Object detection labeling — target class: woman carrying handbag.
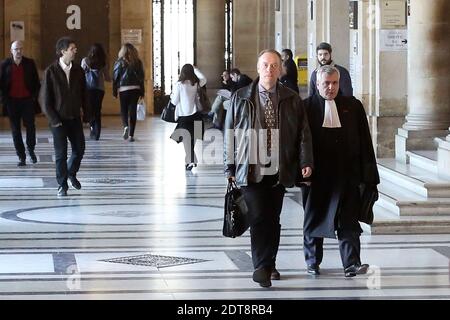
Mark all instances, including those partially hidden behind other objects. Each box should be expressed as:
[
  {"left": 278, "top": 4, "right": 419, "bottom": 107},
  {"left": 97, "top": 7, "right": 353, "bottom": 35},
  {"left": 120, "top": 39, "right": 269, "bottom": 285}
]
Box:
[{"left": 170, "top": 64, "right": 207, "bottom": 170}]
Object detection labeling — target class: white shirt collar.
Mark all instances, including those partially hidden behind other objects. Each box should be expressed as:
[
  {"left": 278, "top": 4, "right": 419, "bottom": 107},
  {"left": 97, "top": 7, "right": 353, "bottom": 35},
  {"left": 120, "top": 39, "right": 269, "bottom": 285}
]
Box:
[
  {"left": 322, "top": 99, "right": 342, "bottom": 128},
  {"left": 59, "top": 57, "right": 72, "bottom": 70},
  {"left": 59, "top": 58, "right": 72, "bottom": 84}
]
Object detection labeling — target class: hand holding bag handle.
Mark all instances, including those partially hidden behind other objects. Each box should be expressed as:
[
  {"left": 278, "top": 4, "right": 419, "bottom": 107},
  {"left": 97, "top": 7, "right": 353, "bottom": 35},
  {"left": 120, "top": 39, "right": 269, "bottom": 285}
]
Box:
[
  {"left": 161, "top": 100, "right": 177, "bottom": 123},
  {"left": 223, "top": 180, "right": 249, "bottom": 238}
]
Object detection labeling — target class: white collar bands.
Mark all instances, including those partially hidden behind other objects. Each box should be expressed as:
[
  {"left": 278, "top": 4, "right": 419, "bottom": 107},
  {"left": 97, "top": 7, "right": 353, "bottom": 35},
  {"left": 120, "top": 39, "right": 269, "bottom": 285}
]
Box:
[{"left": 322, "top": 99, "right": 342, "bottom": 128}]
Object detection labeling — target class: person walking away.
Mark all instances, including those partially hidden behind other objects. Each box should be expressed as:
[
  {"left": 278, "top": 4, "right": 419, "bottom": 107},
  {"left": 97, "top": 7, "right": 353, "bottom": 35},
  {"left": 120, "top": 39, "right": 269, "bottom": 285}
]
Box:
[
  {"left": 113, "top": 43, "right": 145, "bottom": 142},
  {"left": 81, "top": 43, "right": 110, "bottom": 141}
]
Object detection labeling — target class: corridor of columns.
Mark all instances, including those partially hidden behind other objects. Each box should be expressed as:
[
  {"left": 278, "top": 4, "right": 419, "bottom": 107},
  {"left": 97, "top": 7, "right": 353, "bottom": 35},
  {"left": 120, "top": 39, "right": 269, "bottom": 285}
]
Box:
[{"left": 0, "top": 116, "right": 450, "bottom": 300}]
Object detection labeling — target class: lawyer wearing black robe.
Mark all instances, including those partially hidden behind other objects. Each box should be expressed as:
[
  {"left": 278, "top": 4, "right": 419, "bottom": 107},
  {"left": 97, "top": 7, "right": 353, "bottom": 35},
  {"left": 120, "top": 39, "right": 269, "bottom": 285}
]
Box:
[{"left": 301, "top": 93, "right": 379, "bottom": 270}]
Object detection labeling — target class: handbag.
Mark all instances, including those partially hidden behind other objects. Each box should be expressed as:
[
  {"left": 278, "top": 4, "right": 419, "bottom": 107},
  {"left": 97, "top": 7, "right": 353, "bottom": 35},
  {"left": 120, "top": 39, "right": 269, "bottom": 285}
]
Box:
[
  {"left": 161, "top": 100, "right": 177, "bottom": 123},
  {"left": 223, "top": 180, "right": 249, "bottom": 238},
  {"left": 197, "top": 85, "right": 211, "bottom": 113},
  {"left": 137, "top": 99, "right": 146, "bottom": 121}
]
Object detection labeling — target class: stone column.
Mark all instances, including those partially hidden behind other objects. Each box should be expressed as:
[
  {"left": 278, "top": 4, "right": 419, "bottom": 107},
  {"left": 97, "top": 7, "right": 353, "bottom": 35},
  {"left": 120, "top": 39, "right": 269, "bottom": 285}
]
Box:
[
  {"left": 396, "top": 0, "right": 450, "bottom": 161},
  {"left": 4, "top": 0, "right": 41, "bottom": 67},
  {"left": 0, "top": 0, "right": 4, "bottom": 57},
  {"left": 374, "top": 0, "right": 408, "bottom": 158},
  {"left": 308, "top": 0, "right": 350, "bottom": 81},
  {"left": 274, "top": 0, "right": 307, "bottom": 59},
  {"left": 120, "top": 0, "right": 153, "bottom": 114},
  {"left": 196, "top": 0, "right": 225, "bottom": 89},
  {"left": 233, "top": 0, "right": 275, "bottom": 78}
]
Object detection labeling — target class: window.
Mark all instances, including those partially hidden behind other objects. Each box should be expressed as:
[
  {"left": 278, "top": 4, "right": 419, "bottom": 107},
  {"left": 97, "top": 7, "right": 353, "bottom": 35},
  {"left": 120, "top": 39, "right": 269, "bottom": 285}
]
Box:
[
  {"left": 153, "top": 0, "right": 195, "bottom": 94},
  {"left": 225, "top": 0, "right": 233, "bottom": 71}
]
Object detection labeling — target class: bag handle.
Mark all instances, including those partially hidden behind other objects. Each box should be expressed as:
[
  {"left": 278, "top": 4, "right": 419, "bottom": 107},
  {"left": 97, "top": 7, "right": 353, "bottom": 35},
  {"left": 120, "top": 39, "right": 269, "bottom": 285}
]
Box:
[{"left": 227, "top": 180, "right": 238, "bottom": 193}]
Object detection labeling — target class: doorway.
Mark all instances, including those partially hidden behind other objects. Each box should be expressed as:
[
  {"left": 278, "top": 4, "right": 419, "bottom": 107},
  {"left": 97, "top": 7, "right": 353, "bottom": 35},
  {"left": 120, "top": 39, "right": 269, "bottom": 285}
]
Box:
[{"left": 152, "top": 0, "right": 195, "bottom": 95}]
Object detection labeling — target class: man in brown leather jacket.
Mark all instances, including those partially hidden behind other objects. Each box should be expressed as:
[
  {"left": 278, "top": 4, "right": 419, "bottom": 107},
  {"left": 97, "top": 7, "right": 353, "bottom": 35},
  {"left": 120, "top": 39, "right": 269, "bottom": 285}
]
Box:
[{"left": 224, "top": 49, "right": 314, "bottom": 288}]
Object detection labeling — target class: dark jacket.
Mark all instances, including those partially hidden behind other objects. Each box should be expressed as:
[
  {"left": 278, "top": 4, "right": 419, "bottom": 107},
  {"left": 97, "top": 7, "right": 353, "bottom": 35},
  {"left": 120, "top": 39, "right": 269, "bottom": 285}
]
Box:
[
  {"left": 302, "top": 94, "right": 379, "bottom": 238},
  {"left": 0, "top": 56, "right": 41, "bottom": 114},
  {"left": 230, "top": 74, "right": 253, "bottom": 93},
  {"left": 284, "top": 58, "right": 298, "bottom": 88},
  {"left": 309, "top": 63, "right": 353, "bottom": 97},
  {"left": 224, "top": 78, "right": 314, "bottom": 187},
  {"left": 112, "top": 58, "right": 145, "bottom": 98},
  {"left": 280, "top": 75, "right": 299, "bottom": 94},
  {"left": 41, "top": 60, "right": 88, "bottom": 126}
]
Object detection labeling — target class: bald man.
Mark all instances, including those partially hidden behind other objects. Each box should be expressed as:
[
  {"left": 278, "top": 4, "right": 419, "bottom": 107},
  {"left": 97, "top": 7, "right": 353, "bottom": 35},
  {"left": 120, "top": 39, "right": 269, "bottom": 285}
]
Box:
[{"left": 0, "top": 41, "right": 41, "bottom": 166}]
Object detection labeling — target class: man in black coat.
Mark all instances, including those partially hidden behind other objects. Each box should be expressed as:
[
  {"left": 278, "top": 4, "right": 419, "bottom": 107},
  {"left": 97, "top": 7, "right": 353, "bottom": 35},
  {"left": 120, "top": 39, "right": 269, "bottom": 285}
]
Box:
[
  {"left": 301, "top": 65, "right": 379, "bottom": 278},
  {"left": 280, "top": 49, "right": 299, "bottom": 93},
  {"left": 225, "top": 49, "right": 313, "bottom": 287},
  {"left": 41, "top": 37, "right": 88, "bottom": 197},
  {"left": 229, "top": 68, "right": 253, "bottom": 93},
  {"left": 0, "top": 41, "right": 41, "bottom": 166}
]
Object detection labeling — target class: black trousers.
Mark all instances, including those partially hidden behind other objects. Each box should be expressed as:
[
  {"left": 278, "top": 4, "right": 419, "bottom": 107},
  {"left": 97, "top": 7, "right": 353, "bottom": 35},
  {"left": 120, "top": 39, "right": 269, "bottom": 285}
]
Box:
[
  {"left": 119, "top": 89, "right": 140, "bottom": 137},
  {"left": 6, "top": 98, "right": 36, "bottom": 160},
  {"left": 88, "top": 89, "right": 105, "bottom": 140},
  {"left": 303, "top": 230, "right": 361, "bottom": 269},
  {"left": 242, "top": 175, "right": 285, "bottom": 269},
  {"left": 50, "top": 118, "right": 85, "bottom": 189}
]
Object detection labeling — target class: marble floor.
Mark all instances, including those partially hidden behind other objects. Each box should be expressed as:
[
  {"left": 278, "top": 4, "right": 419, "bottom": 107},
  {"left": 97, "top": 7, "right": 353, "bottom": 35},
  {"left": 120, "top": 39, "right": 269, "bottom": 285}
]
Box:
[{"left": 0, "top": 116, "right": 449, "bottom": 300}]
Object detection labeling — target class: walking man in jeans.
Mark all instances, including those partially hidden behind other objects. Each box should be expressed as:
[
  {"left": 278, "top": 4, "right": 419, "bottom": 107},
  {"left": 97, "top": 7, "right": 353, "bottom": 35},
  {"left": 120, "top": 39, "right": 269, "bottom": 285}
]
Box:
[{"left": 41, "top": 37, "right": 88, "bottom": 197}]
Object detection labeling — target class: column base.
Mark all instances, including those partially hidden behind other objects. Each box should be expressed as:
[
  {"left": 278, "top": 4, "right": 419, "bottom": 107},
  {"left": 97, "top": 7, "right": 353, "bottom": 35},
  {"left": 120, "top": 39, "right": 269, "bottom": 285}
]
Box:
[
  {"left": 436, "top": 130, "right": 450, "bottom": 179},
  {"left": 395, "top": 127, "right": 449, "bottom": 163}
]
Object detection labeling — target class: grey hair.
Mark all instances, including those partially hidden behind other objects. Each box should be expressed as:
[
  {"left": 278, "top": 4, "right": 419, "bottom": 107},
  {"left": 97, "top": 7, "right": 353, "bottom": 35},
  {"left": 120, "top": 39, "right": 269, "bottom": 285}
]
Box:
[{"left": 316, "top": 65, "right": 340, "bottom": 83}]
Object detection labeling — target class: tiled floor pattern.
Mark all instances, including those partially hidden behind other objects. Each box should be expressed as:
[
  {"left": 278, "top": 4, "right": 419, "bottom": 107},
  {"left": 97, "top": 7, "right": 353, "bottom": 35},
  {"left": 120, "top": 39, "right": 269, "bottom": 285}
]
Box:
[{"left": 0, "top": 116, "right": 449, "bottom": 300}]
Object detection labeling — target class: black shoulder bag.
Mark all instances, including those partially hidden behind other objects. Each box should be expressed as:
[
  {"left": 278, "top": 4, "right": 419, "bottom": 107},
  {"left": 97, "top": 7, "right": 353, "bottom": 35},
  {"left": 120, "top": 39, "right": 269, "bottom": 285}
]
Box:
[{"left": 161, "top": 100, "right": 177, "bottom": 123}]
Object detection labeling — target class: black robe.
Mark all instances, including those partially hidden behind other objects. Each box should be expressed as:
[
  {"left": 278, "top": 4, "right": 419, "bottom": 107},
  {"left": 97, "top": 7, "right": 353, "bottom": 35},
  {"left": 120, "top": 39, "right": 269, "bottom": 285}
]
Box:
[{"left": 302, "top": 94, "right": 379, "bottom": 238}]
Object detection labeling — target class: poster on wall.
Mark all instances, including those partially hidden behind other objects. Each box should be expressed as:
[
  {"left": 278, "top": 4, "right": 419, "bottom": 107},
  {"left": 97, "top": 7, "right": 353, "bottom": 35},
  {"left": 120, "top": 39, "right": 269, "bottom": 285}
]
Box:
[
  {"left": 381, "top": 0, "right": 406, "bottom": 27},
  {"left": 40, "top": 0, "right": 109, "bottom": 69},
  {"left": 10, "top": 21, "right": 25, "bottom": 42}
]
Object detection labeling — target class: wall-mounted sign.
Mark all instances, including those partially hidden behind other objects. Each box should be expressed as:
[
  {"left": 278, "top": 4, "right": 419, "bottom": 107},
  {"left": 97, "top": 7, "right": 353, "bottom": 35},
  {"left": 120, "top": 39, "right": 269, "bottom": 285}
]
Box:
[
  {"left": 381, "top": 0, "right": 406, "bottom": 27},
  {"left": 380, "top": 29, "right": 408, "bottom": 51},
  {"left": 10, "top": 21, "right": 25, "bottom": 42},
  {"left": 121, "top": 29, "right": 143, "bottom": 45}
]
